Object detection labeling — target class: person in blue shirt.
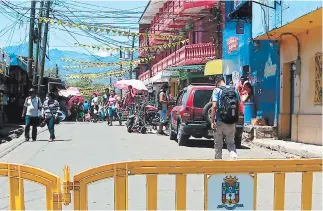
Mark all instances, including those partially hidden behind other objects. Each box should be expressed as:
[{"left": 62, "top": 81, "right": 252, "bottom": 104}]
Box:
[
  {"left": 83, "top": 100, "right": 89, "bottom": 114},
  {"left": 211, "top": 76, "right": 240, "bottom": 160}
]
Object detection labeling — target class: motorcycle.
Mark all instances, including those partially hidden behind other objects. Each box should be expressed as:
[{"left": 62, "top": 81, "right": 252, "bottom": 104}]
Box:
[
  {"left": 145, "top": 105, "right": 160, "bottom": 130},
  {"left": 126, "top": 103, "right": 161, "bottom": 133}
]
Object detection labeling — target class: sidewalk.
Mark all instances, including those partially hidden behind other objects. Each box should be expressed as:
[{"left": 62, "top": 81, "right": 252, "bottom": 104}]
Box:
[
  {"left": 0, "top": 125, "right": 48, "bottom": 158},
  {"left": 249, "top": 138, "right": 323, "bottom": 158}
]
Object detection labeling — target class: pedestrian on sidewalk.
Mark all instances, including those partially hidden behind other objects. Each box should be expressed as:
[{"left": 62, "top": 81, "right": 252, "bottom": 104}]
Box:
[
  {"left": 22, "top": 88, "right": 42, "bottom": 141},
  {"left": 43, "top": 92, "right": 60, "bottom": 142},
  {"left": 211, "top": 76, "right": 240, "bottom": 160},
  {"left": 158, "top": 83, "right": 169, "bottom": 135}
]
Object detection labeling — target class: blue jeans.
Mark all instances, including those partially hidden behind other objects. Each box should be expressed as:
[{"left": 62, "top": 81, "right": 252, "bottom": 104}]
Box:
[
  {"left": 47, "top": 116, "right": 55, "bottom": 139},
  {"left": 160, "top": 107, "right": 167, "bottom": 123},
  {"left": 128, "top": 104, "right": 134, "bottom": 115},
  {"left": 25, "top": 116, "right": 39, "bottom": 140},
  {"left": 108, "top": 107, "right": 117, "bottom": 118}
]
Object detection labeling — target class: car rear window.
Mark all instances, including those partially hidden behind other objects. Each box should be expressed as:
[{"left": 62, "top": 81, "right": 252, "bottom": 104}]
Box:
[
  {"left": 181, "top": 91, "right": 189, "bottom": 106},
  {"left": 193, "top": 90, "right": 213, "bottom": 108}
]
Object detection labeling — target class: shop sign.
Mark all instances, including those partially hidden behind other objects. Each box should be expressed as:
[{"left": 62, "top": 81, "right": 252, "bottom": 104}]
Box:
[
  {"left": 207, "top": 174, "right": 254, "bottom": 210},
  {"left": 227, "top": 37, "right": 238, "bottom": 54},
  {"left": 264, "top": 55, "right": 276, "bottom": 78},
  {"left": 187, "top": 69, "right": 203, "bottom": 73}
]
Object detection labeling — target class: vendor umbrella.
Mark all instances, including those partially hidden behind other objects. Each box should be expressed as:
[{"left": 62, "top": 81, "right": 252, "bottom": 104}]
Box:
[
  {"left": 114, "top": 79, "right": 148, "bottom": 91},
  {"left": 68, "top": 96, "right": 84, "bottom": 107},
  {"left": 59, "top": 87, "right": 80, "bottom": 98}
]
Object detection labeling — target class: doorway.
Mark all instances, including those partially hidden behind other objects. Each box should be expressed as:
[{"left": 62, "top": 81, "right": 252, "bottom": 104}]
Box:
[{"left": 279, "top": 62, "right": 294, "bottom": 138}]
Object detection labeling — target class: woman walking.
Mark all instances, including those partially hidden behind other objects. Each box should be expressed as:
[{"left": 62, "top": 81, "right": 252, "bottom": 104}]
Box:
[
  {"left": 43, "top": 92, "right": 60, "bottom": 142},
  {"left": 106, "top": 90, "right": 118, "bottom": 126}
]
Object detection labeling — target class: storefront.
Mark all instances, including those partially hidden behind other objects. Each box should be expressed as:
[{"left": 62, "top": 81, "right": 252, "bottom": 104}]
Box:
[
  {"left": 222, "top": 0, "right": 280, "bottom": 126},
  {"left": 167, "top": 65, "right": 216, "bottom": 90}
]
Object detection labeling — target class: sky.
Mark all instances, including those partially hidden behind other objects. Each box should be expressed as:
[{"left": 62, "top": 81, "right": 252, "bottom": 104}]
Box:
[{"left": 0, "top": 0, "right": 149, "bottom": 57}]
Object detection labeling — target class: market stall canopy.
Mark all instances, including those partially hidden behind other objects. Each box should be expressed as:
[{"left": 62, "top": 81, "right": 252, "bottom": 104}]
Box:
[
  {"left": 59, "top": 87, "right": 80, "bottom": 98},
  {"left": 204, "top": 59, "right": 223, "bottom": 76},
  {"left": 150, "top": 71, "right": 179, "bottom": 84},
  {"left": 166, "top": 65, "right": 205, "bottom": 72},
  {"left": 143, "top": 79, "right": 150, "bottom": 86},
  {"left": 114, "top": 79, "right": 148, "bottom": 91}
]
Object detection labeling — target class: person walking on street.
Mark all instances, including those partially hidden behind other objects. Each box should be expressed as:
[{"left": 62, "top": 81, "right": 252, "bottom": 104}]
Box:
[
  {"left": 43, "top": 92, "right": 60, "bottom": 142},
  {"left": 124, "top": 85, "right": 135, "bottom": 115},
  {"left": 158, "top": 84, "right": 169, "bottom": 135},
  {"left": 22, "top": 88, "right": 42, "bottom": 141},
  {"left": 211, "top": 76, "right": 240, "bottom": 160}
]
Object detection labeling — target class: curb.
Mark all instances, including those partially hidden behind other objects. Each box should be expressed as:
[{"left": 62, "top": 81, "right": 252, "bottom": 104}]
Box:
[
  {"left": 250, "top": 139, "right": 323, "bottom": 158},
  {"left": 0, "top": 128, "right": 48, "bottom": 159}
]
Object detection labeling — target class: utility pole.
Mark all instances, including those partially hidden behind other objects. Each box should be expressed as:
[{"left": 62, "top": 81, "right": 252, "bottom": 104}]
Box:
[
  {"left": 27, "top": 0, "right": 36, "bottom": 79},
  {"left": 38, "top": 0, "right": 50, "bottom": 94},
  {"left": 129, "top": 35, "right": 135, "bottom": 79},
  {"left": 55, "top": 64, "right": 58, "bottom": 78},
  {"left": 33, "top": 0, "right": 44, "bottom": 86}
]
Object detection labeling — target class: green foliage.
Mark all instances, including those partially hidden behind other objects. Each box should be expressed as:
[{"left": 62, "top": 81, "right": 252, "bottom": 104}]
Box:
[{"left": 67, "top": 79, "right": 93, "bottom": 88}]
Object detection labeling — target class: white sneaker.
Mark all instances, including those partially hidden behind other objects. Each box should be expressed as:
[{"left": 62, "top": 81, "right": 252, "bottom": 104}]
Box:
[{"left": 229, "top": 151, "right": 238, "bottom": 160}]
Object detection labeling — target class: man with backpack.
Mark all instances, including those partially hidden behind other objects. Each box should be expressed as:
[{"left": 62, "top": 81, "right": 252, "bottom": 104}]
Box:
[
  {"left": 211, "top": 76, "right": 240, "bottom": 160},
  {"left": 21, "top": 88, "right": 42, "bottom": 141}
]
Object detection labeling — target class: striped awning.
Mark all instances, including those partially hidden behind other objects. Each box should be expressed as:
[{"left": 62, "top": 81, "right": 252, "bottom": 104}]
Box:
[{"left": 165, "top": 65, "right": 205, "bottom": 72}]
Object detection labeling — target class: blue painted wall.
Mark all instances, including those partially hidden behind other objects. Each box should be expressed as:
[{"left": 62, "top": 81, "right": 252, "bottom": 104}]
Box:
[
  {"left": 252, "top": 1, "right": 322, "bottom": 38},
  {"left": 222, "top": 0, "right": 280, "bottom": 126},
  {"left": 222, "top": 20, "right": 251, "bottom": 77},
  {"left": 250, "top": 40, "right": 280, "bottom": 126}
]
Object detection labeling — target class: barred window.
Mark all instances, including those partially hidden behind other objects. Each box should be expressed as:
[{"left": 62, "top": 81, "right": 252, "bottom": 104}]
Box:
[{"left": 314, "top": 52, "right": 322, "bottom": 105}]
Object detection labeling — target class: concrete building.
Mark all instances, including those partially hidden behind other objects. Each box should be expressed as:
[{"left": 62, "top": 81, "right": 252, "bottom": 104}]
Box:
[
  {"left": 222, "top": 1, "right": 280, "bottom": 127},
  {"left": 138, "top": 0, "right": 222, "bottom": 98},
  {"left": 253, "top": 1, "right": 322, "bottom": 145}
]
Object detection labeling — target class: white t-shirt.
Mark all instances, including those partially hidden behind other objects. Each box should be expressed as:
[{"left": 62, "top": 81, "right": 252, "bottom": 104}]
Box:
[
  {"left": 24, "top": 97, "right": 42, "bottom": 117},
  {"left": 91, "top": 97, "right": 98, "bottom": 106}
]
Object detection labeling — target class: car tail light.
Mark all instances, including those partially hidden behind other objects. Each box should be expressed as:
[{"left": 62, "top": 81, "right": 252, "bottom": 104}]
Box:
[{"left": 179, "top": 107, "right": 191, "bottom": 122}]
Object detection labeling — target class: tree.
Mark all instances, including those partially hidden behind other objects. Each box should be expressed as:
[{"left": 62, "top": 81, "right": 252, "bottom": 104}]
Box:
[{"left": 66, "top": 79, "right": 93, "bottom": 88}]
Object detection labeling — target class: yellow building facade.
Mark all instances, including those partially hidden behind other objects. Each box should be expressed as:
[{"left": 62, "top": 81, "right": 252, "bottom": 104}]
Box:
[{"left": 279, "top": 23, "right": 322, "bottom": 145}]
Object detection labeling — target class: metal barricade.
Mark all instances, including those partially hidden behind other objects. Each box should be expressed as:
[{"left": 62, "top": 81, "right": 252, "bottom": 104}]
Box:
[
  {"left": 0, "top": 163, "right": 61, "bottom": 210},
  {"left": 63, "top": 159, "right": 322, "bottom": 210},
  {"left": 1, "top": 159, "right": 322, "bottom": 210}
]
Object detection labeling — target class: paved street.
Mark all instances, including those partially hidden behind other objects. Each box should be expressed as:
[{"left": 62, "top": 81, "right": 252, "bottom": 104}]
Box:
[{"left": 0, "top": 122, "right": 322, "bottom": 210}]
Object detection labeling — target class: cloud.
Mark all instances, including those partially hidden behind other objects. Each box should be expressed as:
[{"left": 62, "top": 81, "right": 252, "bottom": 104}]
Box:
[{"left": 95, "top": 50, "right": 113, "bottom": 57}]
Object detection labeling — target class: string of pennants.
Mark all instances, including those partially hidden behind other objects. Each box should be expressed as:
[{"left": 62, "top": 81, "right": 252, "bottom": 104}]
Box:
[
  {"left": 62, "top": 57, "right": 153, "bottom": 69},
  {"left": 78, "top": 86, "right": 111, "bottom": 91},
  {"left": 73, "top": 39, "right": 189, "bottom": 52},
  {"left": 79, "top": 86, "right": 113, "bottom": 96},
  {"left": 38, "top": 17, "right": 183, "bottom": 41},
  {"left": 66, "top": 70, "right": 127, "bottom": 79}
]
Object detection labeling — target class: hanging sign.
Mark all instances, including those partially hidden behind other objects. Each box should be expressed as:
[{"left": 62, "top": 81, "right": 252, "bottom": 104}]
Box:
[{"left": 227, "top": 37, "right": 239, "bottom": 54}]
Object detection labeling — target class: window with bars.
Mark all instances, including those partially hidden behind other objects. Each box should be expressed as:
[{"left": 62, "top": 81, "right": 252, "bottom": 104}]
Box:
[{"left": 314, "top": 52, "right": 322, "bottom": 105}]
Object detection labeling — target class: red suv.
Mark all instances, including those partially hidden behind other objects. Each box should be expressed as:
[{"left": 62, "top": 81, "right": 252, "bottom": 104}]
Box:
[{"left": 169, "top": 83, "right": 243, "bottom": 147}]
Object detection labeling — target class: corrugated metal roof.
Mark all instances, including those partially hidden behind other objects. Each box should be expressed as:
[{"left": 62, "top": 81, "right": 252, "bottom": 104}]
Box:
[{"left": 165, "top": 65, "right": 205, "bottom": 71}]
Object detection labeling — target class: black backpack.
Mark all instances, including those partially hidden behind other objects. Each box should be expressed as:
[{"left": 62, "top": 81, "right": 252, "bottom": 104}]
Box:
[{"left": 218, "top": 86, "right": 239, "bottom": 124}]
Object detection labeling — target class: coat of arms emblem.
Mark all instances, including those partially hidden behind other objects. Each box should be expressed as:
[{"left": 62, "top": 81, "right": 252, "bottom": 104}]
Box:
[{"left": 217, "top": 176, "right": 244, "bottom": 210}]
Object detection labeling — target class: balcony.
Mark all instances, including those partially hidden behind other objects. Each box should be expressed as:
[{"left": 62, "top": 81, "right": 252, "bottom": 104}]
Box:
[{"left": 138, "top": 42, "right": 216, "bottom": 80}]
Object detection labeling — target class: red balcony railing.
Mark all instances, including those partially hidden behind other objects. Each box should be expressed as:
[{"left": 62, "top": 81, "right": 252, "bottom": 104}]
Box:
[{"left": 138, "top": 42, "right": 216, "bottom": 80}]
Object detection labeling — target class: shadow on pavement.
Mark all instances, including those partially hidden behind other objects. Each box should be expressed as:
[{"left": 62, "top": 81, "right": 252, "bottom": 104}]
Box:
[
  {"left": 36, "top": 139, "right": 72, "bottom": 142},
  {"left": 182, "top": 139, "right": 250, "bottom": 150}
]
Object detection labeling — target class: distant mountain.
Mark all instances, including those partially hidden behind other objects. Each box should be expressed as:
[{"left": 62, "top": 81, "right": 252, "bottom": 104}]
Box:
[{"left": 3, "top": 43, "right": 139, "bottom": 81}]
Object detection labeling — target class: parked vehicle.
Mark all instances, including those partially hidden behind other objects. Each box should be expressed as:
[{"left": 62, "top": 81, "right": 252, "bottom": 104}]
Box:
[{"left": 169, "top": 83, "right": 243, "bottom": 147}]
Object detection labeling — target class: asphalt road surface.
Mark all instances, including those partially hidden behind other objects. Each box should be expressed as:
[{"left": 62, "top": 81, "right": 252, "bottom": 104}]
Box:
[{"left": 0, "top": 122, "right": 321, "bottom": 210}]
